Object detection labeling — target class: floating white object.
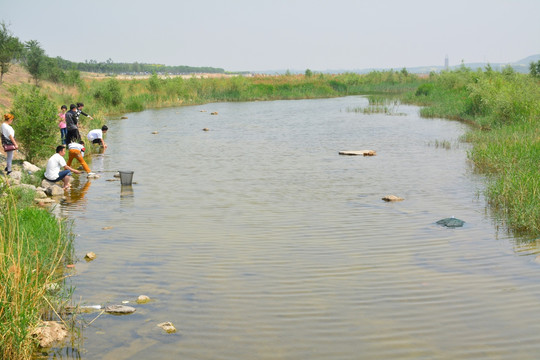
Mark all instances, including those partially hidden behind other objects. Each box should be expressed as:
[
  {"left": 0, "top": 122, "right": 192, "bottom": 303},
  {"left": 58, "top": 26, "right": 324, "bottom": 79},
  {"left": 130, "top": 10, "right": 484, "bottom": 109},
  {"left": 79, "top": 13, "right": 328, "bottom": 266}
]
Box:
[{"left": 338, "top": 150, "right": 376, "bottom": 156}]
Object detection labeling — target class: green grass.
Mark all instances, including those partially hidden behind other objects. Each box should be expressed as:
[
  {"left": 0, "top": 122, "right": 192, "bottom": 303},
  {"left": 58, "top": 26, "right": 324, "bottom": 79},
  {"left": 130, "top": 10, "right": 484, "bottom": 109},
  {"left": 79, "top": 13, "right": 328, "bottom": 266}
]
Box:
[
  {"left": 405, "top": 67, "right": 540, "bottom": 236},
  {"left": 0, "top": 183, "right": 74, "bottom": 360}
]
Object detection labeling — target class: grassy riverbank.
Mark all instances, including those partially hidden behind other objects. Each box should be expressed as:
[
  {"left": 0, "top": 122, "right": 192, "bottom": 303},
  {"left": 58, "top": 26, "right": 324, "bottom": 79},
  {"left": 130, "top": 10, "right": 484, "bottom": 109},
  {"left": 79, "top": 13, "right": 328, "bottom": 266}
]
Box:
[
  {"left": 0, "top": 182, "right": 74, "bottom": 360},
  {"left": 404, "top": 67, "right": 540, "bottom": 236}
]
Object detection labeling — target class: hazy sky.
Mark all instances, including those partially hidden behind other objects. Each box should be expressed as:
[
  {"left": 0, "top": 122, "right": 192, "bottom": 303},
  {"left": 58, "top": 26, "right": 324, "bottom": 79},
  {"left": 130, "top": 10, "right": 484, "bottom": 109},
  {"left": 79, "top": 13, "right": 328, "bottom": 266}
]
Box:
[{"left": 1, "top": 0, "right": 539, "bottom": 72}]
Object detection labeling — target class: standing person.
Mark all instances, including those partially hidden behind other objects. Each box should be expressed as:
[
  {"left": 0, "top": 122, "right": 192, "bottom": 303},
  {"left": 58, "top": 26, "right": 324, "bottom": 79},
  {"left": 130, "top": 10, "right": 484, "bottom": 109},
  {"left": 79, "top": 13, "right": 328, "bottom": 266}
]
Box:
[
  {"left": 1, "top": 113, "right": 19, "bottom": 175},
  {"left": 44, "top": 145, "right": 81, "bottom": 190},
  {"left": 58, "top": 105, "right": 68, "bottom": 144},
  {"left": 76, "top": 102, "right": 93, "bottom": 123},
  {"left": 87, "top": 125, "right": 108, "bottom": 149},
  {"left": 67, "top": 141, "right": 94, "bottom": 175},
  {"left": 65, "top": 104, "right": 80, "bottom": 144}
]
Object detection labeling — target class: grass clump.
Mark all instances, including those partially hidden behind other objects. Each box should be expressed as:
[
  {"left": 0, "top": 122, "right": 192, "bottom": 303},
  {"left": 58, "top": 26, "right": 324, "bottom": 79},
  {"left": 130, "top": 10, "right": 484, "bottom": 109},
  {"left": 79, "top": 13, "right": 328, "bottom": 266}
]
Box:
[{"left": 0, "top": 182, "right": 74, "bottom": 359}]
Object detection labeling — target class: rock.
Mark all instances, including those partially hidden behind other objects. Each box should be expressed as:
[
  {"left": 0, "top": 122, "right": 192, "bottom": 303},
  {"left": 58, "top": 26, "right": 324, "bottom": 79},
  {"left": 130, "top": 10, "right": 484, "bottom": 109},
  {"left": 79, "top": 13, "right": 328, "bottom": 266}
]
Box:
[
  {"left": 87, "top": 173, "right": 100, "bottom": 179},
  {"left": 85, "top": 252, "right": 97, "bottom": 261},
  {"left": 107, "top": 178, "right": 119, "bottom": 182},
  {"left": 23, "top": 161, "right": 41, "bottom": 173},
  {"left": 436, "top": 217, "right": 465, "bottom": 228},
  {"left": 35, "top": 190, "right": 47, "bottom": 199},
  {"left": 41, "top": 179, "right": 56, "bottom": 189},
  {"left": 105, "top": 305, "right": 136, "bottom": 315},
  {"left": 46, "top": 185, "right": 64, "bottom": 196},
  {"left": 202, "top": 128, "right": 209, "bottom": 131},
  {"left": 31, "top": 321, "right": 68, "bottom": 348},
  {"left": 200, "top": 110, "right": 207, "bottom": 112},
  {"left": 137, "top": 295, "right": 151, "bottom": 304},
  {"left": 8, "top": 170, "right": 22, "bottom": 182},
  {"left": 210, "top": 112, "right": 218, "bottom": 115},
  {"left": 157, "top": 322, "right": 176, "bottom": 333},
  {"left": 36, "top": 198, "right": 54, "bottom": 204},
  {"left": 382, "top": 195, "right": 404, "bottom": 202},
  {"left": 121, "top": 116, "right": 128, "bottom": 119},
  {"left": 46, "top": 283, "right": 60, "bottom": 292},
  {"left": 113, "top": 172, "right": 120, "bottom": 178},
  {"left": 13, "top": 183, "right": 36, "bottom": 191},
  {"left": 152, "top": 131, "right": 159, "bottom": 134},
  {"left": 338, "top": 150, "right": 376, "bottom": 156},
  {"left": 102, "top": 226, "right": 113, "bottom": 230}
]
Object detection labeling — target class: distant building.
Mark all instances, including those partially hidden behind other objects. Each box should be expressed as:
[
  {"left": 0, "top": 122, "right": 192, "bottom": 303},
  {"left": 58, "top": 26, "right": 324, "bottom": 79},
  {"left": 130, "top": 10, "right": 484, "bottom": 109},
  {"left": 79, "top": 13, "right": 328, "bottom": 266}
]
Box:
[{"left": 445, "top": 55, "right": 449, "bottom": 70}]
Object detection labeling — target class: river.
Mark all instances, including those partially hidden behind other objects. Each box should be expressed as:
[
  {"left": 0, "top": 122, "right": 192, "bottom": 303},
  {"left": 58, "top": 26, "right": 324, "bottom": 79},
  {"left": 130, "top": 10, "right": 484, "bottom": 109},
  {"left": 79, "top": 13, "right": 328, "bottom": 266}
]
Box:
[{"left": 47, "top": 96, "right": 540, "bottom": 359}]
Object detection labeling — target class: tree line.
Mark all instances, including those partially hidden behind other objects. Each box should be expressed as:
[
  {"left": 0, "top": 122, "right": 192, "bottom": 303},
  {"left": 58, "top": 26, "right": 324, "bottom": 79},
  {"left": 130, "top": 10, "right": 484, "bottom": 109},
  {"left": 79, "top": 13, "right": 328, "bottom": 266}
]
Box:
[{"left": 0, "top": 22, "right": 225, "bottom": 86}]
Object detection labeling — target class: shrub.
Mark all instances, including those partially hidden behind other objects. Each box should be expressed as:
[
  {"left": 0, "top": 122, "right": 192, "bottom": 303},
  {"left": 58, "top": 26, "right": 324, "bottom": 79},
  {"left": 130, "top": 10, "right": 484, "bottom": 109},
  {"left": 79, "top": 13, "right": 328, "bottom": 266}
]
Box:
[
  {"left": 10, "top": 87, "right": 58, "bottom": 162},
  {"left": 93, "top": 78, "right": 123, "bottom": 106}
]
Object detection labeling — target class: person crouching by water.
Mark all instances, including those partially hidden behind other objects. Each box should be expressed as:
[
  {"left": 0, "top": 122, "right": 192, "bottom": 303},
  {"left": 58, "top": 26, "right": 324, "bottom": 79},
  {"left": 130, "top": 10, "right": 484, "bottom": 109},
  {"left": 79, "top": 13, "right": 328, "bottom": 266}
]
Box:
[
  {"left": 44, "top": 145, "right": 81, "bottom": 190},
  {"left": 67, "top": 141, "right": 94, "bottom": 175},
  {"left": 2, "top": 113, "right": 19, "bottom": 175},
  {"left": 87, "top": 125, "right": 108, "bottom": 149}
]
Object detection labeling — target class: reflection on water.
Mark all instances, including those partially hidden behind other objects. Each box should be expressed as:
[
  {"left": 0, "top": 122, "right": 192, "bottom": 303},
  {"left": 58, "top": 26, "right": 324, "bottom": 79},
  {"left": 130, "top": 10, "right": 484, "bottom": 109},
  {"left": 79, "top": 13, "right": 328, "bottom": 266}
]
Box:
[{"left": 47, "top": 97, "right": 540, "bottom": 360}]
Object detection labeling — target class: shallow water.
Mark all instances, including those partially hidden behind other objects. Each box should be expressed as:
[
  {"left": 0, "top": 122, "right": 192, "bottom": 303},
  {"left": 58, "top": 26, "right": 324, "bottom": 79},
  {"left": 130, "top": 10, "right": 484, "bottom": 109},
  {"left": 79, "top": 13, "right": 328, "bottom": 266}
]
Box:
[{"left": 48, "top": 96, "right": 540, "bottom": 359}]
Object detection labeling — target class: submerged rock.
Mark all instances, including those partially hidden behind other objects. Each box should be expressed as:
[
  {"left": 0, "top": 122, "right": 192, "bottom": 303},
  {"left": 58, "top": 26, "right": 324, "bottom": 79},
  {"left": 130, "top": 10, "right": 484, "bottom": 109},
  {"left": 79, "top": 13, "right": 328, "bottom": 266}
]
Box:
[
  {"left": 137, "top": 295, "right": 151, "bottom": 304},
  {"left": 436, "top": 217, "right": 465, "bottom": 228},
  {"left": 210, "top": 112, "right": 218, "bottom": 115},
  {"left": 157, "top": 321, "right": 177, "bottom": 333},
  {"left": 85, "top": 252, "right": 97, "bottom": 261},
  {"left": 105, "top": 305, "right": 136, "bottom": 315}
]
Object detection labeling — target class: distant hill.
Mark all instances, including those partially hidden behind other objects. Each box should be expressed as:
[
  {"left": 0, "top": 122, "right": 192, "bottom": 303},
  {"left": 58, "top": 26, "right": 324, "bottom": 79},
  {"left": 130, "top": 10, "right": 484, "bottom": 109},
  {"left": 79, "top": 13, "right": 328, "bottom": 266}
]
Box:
[{"left": 258, "top": 54, "right": 540, "bottom": 75}]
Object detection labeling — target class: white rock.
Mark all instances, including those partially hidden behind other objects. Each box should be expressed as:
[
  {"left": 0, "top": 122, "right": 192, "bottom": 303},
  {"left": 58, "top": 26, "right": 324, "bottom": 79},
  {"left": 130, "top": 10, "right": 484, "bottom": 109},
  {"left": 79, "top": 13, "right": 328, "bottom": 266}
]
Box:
[
  {"left": 338, "top": 150, "right": 376, "bottom": 156},
  {"left": 382, "top": 195, "right": 404, "bottom": 202},
  {"left": 23, "top": 161, "right": 41, "bottom": 173}
]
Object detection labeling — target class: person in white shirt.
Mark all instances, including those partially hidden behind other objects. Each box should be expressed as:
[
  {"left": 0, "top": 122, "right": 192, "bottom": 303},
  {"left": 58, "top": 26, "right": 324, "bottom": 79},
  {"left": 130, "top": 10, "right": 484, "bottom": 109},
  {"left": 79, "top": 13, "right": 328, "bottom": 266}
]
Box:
[
  {"left": 87, "top": 125, "right": 108, "bottom": 149},
  {"left": 2, "top": 113, "right": 18, "bottom": 175},
  {"left": 44, "top": 145, "right": 81, "bottom": 190}
]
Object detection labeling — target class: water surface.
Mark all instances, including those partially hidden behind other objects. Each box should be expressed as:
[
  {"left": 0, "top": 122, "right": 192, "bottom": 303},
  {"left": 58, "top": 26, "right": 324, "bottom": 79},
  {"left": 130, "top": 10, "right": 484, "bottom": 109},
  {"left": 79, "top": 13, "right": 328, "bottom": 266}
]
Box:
[{"left": 51, "top": 96, "right": 540, "bottom": 359}]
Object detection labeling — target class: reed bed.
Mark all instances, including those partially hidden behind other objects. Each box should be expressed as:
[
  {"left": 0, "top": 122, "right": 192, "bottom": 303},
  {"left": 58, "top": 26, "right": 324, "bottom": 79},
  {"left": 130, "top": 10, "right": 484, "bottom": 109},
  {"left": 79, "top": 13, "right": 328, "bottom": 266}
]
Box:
[
  {"left": 405, "top": 68, "right": 540, "bottom": 236},
  {"left": 0, "top": 184, "right": 74, "bottom": 360}
]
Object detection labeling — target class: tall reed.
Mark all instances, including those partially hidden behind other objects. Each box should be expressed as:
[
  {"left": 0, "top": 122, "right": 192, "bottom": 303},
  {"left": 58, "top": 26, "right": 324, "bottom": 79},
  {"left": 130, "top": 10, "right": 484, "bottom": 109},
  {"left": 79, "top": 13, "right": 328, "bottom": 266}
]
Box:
[{"left": 0, "top": 184, "right": 74, "bottom": 359}]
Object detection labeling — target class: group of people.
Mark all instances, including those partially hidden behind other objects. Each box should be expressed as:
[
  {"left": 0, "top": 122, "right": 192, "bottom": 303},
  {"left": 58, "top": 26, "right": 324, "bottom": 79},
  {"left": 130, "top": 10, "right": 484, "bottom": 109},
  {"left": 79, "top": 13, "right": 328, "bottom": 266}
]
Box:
[{"left": 2, "top": 102, "right": 109, "bottom": 190}]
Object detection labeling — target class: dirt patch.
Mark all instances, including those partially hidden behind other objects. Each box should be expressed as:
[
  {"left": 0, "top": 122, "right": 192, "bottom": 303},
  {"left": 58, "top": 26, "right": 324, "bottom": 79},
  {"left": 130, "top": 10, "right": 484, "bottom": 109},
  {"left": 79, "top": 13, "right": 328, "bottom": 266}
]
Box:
[{"left": 0, "top": 64, "right": 33, "bottom": 111}]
